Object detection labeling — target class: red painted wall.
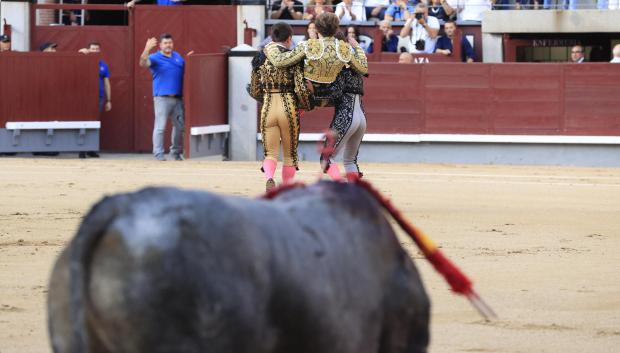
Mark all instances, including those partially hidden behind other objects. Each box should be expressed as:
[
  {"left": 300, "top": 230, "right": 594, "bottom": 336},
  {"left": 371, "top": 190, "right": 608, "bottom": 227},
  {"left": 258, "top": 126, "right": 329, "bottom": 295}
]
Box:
[
  {"left": 301, "top": 63, "right": 620, "bottom": 136},
  {"left": 0, "top": 53, "right": 99, "bottom": 126},
  {"left": 133, "top": 6, "right": 236, "bottom": 152},
  {"left": 33, "top": 25, "right": 135, "bottom": 151},
  {"left": 183, "top": 53, "right": 228, "bottom": 157},
  {"left": 30, "top": 5, "right": 237, "bottom": 152}
]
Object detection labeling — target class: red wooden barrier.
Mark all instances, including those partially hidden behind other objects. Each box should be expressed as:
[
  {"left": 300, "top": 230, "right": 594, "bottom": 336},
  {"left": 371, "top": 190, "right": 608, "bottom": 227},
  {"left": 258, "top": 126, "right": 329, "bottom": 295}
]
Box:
[
  {"left": 32, "top": 25, "right": 135, "bottom": 151},
  {"left": 32, "top": 4, "right": 237, "bottom": 152},
  {"left": 0, "top": 53, "right": 99, "bottom": 125},
  {"left": 183, "top": 53, "right": 228, "bottom": 157},
  {"left": 132, "top": 6, "right": 236, "bottom": 152},
  {"left": 301, "top": 62, "right": 620, "bottom": 136}
]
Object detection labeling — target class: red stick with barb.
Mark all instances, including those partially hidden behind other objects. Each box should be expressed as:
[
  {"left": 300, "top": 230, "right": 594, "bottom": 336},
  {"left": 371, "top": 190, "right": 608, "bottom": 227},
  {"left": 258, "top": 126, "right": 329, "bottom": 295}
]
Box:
[{"left": 352, "top": 177, "right": 497, "bottom": 320}]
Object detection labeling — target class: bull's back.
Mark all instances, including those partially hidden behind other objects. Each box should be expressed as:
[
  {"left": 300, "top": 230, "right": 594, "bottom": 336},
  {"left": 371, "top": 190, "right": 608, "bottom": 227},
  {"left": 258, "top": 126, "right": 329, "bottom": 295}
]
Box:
[
  {"left": 264, "top": 182, "right": 429, "bottom": 353},
  {"left": 48, "top": 184, "right": 429, "bottom": 353}
]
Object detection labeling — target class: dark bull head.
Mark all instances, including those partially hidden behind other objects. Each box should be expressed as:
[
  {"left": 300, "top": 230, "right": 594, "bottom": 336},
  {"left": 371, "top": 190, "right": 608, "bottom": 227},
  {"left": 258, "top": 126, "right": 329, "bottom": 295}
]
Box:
[{"left": 48, "top": 181, "right": 430, "bottom": 353}]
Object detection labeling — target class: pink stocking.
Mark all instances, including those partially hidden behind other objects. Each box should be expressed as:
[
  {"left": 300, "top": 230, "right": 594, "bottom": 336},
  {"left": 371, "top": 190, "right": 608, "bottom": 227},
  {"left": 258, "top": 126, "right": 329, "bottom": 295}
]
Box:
[
  {"left": 262, "top": 159, "right": 277, "bottom": 179},
  {"left": 282, "top": 166, "right": 296, "bottom": 184},
  {"left": 326, "top": 164, "right": 343, "bottom": 181}
]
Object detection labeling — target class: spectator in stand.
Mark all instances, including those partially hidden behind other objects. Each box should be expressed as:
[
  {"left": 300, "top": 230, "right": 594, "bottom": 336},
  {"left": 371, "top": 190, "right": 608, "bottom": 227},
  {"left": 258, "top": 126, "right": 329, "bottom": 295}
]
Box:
[
  {"left": 370, "top": 20, "right": 399, "bottom": 53},
  {"left": 303, "top": 0, "right": 333, "bottom": 21},
  {"left": 365, "top": 0, "right": 390, "bottom": 20},
  {"left": 570, "top": 45, "right": 585, "bottom": 63},
  {"left": 610, "top": 44, "right": 620, "bottom": 63},
  {"left": 306, "top": 21, "right": 318, "bottom": 39},
  {"left": 271, "top": 0, "right": 304, "bottom": 20},
  {"left": 543, "top": 0, "right": 566, "bottom": 9},
  {"left": 385, "top": 0, "right": 414, "bottom": 22},
  {"left": 458, "top": 0, "right": 492, "bottom": 22},
  {"left": 434, "top": 21, "right": 474, "bottom": 63},
  {"left": 139, "top": 33, "right": 186, "bottom": 161},
  {"left": 398, "top": 52, "right": 414, "bottom": 63},
  {"left": 77, "top": 41, "right": 112, "bottom": 158},
  {"left": 335, "top": 0, "right": 366, "bottom": 23},
  {"left": 400, "top": 2, "right": 439, "bottom": 54},
  {"left": 346, "top": 26, "right": 370, "bottom": 53},
  {"left": 514, "top": 0, "right": 540, "bottom": 9},
  {"left": 428, "top": 0, "right": 455, "bottom": 21},
  {"left": 0, "top": 34, "right": 11, "bottom": 52},
  {"left": 127, "top": 0, "right": 183, "bottom": 7},
  {"left": 39, "top": 42, "right": 57, "bottom": 52}
]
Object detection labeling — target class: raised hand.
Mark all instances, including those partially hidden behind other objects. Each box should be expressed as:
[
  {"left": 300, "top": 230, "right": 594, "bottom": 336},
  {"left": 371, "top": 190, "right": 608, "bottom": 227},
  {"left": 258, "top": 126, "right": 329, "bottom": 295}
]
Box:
[
  {"left": 347, "top": 36, "right": 359, "bottom": 48},
  {"left": 145, "top": 37, "right": 158, "bottom": 51}
]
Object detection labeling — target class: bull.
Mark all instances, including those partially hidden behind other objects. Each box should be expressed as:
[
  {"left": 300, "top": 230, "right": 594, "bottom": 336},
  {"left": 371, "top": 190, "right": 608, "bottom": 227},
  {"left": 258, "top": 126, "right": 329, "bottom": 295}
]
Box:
[{"left": 48, "top": 182, "right": 430, "bottom": 353}]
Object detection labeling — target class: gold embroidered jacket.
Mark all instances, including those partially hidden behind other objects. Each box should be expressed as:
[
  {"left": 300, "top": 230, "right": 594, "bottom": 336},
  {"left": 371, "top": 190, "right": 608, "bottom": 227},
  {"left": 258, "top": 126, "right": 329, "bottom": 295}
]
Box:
[
  {"left": 264, "top": 37, "right": 368, "bottom": 84},
  {"left": 249, "top": 45, "right": 312, "bottom": 110}
]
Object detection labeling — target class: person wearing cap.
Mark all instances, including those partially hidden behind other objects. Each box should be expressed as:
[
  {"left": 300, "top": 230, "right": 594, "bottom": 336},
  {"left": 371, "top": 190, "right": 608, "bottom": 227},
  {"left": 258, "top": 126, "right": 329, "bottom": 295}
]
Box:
[
  {"left": 40, "top": 42, "right": 58, "bottom": 52},
  {"left": 0, "top": 34, "right": 11, "bottom": 52}
]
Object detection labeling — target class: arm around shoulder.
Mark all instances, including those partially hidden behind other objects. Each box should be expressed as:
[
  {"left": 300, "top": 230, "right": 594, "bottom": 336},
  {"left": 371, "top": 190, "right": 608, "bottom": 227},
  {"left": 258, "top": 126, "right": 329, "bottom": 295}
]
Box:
[
  {"left": 264, "top": 42, "right": 306, "bottom": 68},
  {"left": 350, "top": 46, "right": 369, "bottom": 76}
]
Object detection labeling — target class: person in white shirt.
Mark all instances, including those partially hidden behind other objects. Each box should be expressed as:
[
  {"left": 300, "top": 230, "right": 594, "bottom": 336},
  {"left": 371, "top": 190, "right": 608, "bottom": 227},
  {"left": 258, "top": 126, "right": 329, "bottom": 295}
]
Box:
[
  {"left": 335, "top": 0, "right": 366, "bottom": 23},
  {"left": 610, "top": 44, "right": 620, "bottom": 63},
  {"left": 458, "top": 0, "right": 492, "bottom": 22},
  {"left": 400, "top": 2, "right": 440, "bottom": 54}
]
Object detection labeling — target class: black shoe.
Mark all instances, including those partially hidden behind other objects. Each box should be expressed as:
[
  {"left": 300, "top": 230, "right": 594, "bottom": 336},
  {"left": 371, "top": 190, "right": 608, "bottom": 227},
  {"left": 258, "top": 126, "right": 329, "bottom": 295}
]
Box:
[
  {"left": 86, "top": 151, "right": 100, "bottom": 158},
  {"left": 79, "top": 152, "right": 86, "bottom": 159}
]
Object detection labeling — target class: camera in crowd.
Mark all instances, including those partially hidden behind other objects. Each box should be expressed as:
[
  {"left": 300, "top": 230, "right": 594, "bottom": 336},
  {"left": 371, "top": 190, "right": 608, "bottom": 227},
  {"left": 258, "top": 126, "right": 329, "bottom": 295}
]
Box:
[
  {"left": 414, "top": 12, "right": 424, "bottom": 20},
  {"left": 414, "top": 39, "right": 426, "bottom": 51}
]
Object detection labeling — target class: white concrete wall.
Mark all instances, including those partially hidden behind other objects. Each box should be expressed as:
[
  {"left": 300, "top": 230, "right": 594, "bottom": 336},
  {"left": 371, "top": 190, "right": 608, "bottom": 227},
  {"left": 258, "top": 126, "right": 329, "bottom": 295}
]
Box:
[
  {"left": 1, "top": 1, "right": 30, "bottom": 52},
  {"left": 482, "top": 33, "right": 503, "bottom": 62},
  {"left": 228, "top": 45, "right": 259, "bottom": 161},
  {"left": 236, "top": 5, "right": 265, "bottom": 48},
  {"left": 483, "top": 9, "right": 620, "bottom": 34}
]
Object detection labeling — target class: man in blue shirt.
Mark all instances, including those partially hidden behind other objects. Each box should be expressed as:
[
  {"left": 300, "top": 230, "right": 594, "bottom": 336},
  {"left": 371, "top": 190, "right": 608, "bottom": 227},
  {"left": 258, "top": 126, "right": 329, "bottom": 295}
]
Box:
[
  {"left": 78, "top": 41, "right": 111, "bottom": 158},
  {"left": 434, "top": 21, "right": 475, "bottom": 63},
  {"left": 139, "top": 33, "right": 185, "bottom": 161},
  {"left": 79, "top": 42, "right": 112, "bottom": 113},
  {"left": 126, "top": 0, "right": 183, "bottom": 8}
]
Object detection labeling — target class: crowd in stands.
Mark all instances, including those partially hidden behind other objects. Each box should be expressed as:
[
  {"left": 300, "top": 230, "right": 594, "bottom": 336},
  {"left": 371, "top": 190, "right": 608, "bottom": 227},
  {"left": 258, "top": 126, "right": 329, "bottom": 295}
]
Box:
[
  {"left": 268, "top": 0, "right": 477, "bottom": 61},
  {"left": 270, "top": 0, "right": 620, "bottom": 23}
]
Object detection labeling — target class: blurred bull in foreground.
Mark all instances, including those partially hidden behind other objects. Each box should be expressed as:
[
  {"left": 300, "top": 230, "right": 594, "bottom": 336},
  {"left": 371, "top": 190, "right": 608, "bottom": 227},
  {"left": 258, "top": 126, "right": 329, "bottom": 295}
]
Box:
[{"left": 48, "top": 182, "right": 430, "bottom": 353}]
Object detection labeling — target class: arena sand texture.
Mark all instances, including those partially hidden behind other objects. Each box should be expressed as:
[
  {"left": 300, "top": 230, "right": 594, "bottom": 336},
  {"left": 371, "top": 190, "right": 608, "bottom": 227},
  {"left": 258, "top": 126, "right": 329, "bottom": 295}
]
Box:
[{"left": 0, "top": 157, "right": 619, "bottom": 353}]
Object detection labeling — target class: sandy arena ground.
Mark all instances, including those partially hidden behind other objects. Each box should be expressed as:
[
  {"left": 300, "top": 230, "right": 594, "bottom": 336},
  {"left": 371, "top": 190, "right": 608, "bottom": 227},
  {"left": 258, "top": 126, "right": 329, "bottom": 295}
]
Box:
[{"left": 0, "top": 156, "right": 619, "bottom": 353}]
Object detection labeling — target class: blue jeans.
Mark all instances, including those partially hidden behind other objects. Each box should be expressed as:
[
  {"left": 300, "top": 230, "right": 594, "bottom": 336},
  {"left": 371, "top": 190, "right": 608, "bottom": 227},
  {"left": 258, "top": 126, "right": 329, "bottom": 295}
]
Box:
[
  {"left": 546, "top": 0, "right": 605, "bottom": 8},
  {"left": 153, "top": 96, "right": 184, "bottom": 157},
  {"left": 544, "top": 0, "right": 567, "bottom": 8}
]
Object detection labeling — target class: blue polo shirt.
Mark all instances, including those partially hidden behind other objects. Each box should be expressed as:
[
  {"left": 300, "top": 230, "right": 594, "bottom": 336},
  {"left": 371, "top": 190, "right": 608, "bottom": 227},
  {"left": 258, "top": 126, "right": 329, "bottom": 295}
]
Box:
[
  {"left": 434, "top": 36, "right": 475, "bottom": 62},
  {"left": 157, "top": 0, "right": 182, "bottom": 5},
  {"left": 99, "top": 60, "right": 110, "bottom": 98},
  {"left": 148, "top": 51, "right": 184, "bottom": 97}
]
